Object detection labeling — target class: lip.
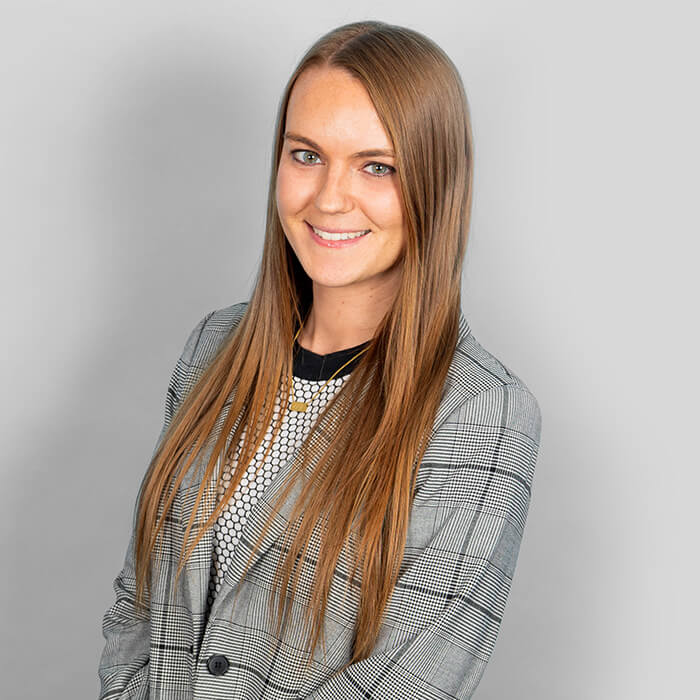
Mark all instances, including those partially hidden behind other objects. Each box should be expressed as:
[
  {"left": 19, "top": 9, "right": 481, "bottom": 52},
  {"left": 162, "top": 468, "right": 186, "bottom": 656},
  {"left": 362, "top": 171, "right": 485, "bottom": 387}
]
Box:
[{"left": 306, "top": 221, "right": 371, "bottom": 249}]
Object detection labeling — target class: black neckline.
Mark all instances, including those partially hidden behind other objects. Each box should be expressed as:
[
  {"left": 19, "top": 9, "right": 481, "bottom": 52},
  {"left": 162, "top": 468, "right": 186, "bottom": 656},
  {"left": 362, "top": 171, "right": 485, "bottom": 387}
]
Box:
[{"left": 292, "top": 338, "right": 371, "bottom": 381}]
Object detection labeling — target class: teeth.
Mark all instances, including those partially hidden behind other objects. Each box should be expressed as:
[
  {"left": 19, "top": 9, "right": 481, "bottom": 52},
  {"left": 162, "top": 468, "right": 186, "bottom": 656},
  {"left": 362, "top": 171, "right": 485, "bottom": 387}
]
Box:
[{"left": 312, "top": 225, "right": 369, "bottom": 241}]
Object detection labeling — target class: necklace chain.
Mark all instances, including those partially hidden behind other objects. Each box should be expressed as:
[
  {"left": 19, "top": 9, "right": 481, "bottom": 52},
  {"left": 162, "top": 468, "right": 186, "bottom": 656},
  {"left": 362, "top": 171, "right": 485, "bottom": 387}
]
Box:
[{"left": 289, "top": 323, "right": 369, "bottom": 412}]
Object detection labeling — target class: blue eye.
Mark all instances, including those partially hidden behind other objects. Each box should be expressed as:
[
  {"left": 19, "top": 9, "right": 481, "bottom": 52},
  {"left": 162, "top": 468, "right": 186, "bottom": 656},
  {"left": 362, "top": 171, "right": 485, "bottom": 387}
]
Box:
[
  {"left": 363, "top": 162, "right": 395, "bottom": 178},
  {"left": 291, "top": 149, "right": 321, "bottom": 165}
]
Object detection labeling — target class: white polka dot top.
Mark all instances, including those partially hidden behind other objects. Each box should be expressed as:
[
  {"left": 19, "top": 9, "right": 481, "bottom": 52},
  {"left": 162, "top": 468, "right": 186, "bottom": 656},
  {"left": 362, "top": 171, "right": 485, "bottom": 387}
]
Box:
[{"left": 205, "top": 335, "right": 370, "bottom": 615}]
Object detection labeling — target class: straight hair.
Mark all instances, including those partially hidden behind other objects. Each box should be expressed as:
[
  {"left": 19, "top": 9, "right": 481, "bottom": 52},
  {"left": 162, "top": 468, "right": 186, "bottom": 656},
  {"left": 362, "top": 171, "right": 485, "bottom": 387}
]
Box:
[{"left": 133, "top": 19, "right": 474, "bottom": 674}]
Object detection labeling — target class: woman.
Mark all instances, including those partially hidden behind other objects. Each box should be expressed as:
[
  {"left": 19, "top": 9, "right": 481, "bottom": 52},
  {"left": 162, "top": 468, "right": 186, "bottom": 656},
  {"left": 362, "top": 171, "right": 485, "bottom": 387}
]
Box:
[{"left": 98, "top": 20, "right": 542, "bottom": 700}]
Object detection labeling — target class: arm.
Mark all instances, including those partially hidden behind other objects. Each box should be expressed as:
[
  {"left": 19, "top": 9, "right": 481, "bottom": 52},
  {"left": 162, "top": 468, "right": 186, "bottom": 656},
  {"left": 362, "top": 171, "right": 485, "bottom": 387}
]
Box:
[
  {"left": 304, "top": 383, "right": 542, "bottom": 700},
  {"left": 97, "top": 311, "right": 213, "bottom": 699}
]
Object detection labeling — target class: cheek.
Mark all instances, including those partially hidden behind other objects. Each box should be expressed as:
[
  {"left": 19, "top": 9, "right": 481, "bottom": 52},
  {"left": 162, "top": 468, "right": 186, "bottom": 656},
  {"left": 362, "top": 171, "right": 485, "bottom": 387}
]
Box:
[
  {"left": 362, "top": 185, "right": 403, "bottom": 229},
  {"left": 275, "top": 163, "right": 293, "bottom": 215},
  {"left": 277, "top": 161, "right": 314, "bottom": 215}
]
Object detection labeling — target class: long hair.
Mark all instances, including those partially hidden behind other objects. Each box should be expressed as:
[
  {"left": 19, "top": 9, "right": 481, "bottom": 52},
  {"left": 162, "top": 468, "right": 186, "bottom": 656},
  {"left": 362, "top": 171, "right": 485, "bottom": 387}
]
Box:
[{"left": 133, "top": 19, "right": 474, "bottom": 672}]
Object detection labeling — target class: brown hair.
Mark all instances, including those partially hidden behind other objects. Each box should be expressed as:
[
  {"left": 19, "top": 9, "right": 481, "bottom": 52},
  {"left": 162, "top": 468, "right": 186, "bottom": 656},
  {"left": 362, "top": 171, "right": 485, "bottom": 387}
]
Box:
[{"left": 134, "top": 19, "right": 474, "bottom": 673}]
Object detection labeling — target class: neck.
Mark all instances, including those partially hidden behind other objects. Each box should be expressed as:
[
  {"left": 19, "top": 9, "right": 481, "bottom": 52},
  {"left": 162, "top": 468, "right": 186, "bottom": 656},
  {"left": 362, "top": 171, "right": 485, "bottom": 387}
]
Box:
[{"left": 298, "top": 282, "right": 398, "bottom": 355}]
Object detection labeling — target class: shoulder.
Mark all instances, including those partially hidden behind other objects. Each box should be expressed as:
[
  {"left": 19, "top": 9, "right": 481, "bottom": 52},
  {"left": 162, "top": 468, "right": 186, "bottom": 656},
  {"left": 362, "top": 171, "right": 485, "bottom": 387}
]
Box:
[
  {"left": 441, "top": 325, "right": 542, "bottom": 452},
  {"left": 201, "top": 301, "right": 249, "bottom": 332},
  {"left": 183, "top": 301, "right": 249, "bottom": 368}
]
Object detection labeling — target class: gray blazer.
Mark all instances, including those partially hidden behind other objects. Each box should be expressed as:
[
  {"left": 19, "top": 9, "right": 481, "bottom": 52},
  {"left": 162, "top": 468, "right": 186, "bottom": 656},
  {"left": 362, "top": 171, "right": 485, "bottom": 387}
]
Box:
[{"left": 98, "top": 301, "right": 542, "bottom": 699}]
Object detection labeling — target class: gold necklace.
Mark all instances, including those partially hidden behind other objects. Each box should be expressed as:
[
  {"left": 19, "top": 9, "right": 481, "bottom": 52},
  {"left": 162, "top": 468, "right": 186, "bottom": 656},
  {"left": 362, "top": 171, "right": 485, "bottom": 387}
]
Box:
[{"left": 289, "top": 323, "right": 370, "bottom": 412}]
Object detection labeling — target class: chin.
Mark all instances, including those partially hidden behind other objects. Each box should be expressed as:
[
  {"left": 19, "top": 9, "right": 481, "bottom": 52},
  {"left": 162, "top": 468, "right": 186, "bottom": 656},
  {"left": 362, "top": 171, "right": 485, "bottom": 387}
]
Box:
[{"left": 308, "top": 273, "right": 366, "bottom": 289}]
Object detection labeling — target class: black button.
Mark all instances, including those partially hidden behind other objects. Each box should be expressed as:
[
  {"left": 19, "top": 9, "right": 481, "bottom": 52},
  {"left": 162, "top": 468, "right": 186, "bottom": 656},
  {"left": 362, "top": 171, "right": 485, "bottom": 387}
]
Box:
[{"left": 206, "top": 654, "right": 229, "bottom": 676}]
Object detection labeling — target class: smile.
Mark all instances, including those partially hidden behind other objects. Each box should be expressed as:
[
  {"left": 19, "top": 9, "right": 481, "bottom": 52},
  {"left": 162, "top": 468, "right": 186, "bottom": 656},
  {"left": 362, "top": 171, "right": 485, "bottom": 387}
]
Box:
[
  {"left": 305, "top": 221, "right": 372, "bottom": 249},
  {"left": 310, "top": 224, "right": 370, "bottom": 241}
]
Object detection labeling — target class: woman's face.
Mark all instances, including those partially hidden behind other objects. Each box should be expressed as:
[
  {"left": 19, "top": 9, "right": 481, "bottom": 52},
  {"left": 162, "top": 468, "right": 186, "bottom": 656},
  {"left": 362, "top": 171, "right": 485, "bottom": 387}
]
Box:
[{"left": 276, "top": 65, "right": 406, "bottom": 298}]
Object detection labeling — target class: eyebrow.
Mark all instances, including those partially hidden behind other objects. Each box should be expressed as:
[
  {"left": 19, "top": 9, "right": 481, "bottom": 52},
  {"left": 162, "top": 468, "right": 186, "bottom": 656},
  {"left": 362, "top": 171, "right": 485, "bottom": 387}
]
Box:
[{"left": 283, "top": 132, "right": 395, "bottom": 159}]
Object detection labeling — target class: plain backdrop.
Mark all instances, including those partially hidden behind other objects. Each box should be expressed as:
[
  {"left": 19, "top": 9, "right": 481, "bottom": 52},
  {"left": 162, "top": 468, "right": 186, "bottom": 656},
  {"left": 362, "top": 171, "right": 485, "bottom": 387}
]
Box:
[{"left": 1, "top": 1, "right": 697, "bottom": 698}]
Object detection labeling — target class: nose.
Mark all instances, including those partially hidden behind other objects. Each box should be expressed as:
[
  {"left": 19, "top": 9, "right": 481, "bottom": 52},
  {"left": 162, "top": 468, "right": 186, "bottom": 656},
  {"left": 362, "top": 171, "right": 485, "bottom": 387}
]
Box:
[{"left": 313, "top": 162, "right": 353, "bottom": 214}]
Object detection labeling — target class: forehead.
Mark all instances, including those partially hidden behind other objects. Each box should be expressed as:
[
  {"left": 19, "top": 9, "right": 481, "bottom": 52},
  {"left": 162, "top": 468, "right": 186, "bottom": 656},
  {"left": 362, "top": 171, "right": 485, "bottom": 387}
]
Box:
[{"left": 285, "top": 66, "right": 392, "bottom": 151}]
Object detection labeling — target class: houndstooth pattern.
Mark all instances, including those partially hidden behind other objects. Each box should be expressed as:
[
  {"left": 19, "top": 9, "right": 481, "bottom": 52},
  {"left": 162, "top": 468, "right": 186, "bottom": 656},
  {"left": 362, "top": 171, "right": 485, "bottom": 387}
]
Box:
[{"left": 98, "top": 301, "right": 542, "bottom": 699}]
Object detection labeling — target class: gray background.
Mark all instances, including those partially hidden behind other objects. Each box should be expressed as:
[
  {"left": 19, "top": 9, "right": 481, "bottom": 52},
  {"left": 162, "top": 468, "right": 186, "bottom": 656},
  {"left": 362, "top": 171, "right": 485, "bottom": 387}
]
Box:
[{"left": 2, "top": 1, "right": 697, "bottom": 698}]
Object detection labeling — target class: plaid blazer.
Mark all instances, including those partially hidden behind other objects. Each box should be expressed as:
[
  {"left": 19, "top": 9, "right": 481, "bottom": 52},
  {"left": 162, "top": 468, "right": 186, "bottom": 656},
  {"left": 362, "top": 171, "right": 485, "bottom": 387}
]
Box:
[{"left": 98, "top": 301, "right": 542, "bottom": 699}]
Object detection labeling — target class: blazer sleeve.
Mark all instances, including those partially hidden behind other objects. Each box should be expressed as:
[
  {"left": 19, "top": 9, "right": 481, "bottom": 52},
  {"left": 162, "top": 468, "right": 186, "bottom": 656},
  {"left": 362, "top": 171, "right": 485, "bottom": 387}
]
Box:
[
  {"left": 97, "top": 311, "right": 213, "bottom": 699},
  {"left": 304, "top": 382, "right": 542, "bottom": 700}
]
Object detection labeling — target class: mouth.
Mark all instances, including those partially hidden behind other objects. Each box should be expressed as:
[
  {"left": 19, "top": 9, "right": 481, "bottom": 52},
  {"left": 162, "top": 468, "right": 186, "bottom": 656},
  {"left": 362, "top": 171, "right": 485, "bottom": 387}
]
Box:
[
  {"left": 307, "top": 222, "right": 371, "bottom": 240},
  {"left": 305, "top": 221, "right": 371, "bottom": 248}
]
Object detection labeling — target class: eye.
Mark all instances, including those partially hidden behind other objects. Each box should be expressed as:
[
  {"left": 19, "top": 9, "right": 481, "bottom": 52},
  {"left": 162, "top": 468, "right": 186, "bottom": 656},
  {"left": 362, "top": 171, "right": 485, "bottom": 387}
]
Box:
[
  {"left": 289, "top": 149, "right": 395, "bottom": 178},
  {"left": 291, "top": 149, "right": 321, "bottom": 165},
  {"left": 364, "top": 162, "right": 395, "bottom": 178}
]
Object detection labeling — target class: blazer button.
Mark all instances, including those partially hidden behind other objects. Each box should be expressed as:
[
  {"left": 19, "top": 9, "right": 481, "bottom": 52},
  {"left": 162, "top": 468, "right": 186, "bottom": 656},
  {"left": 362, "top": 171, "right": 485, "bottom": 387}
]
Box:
[{"left": 206, "top": 654, "right": 230, "bottom": 676}]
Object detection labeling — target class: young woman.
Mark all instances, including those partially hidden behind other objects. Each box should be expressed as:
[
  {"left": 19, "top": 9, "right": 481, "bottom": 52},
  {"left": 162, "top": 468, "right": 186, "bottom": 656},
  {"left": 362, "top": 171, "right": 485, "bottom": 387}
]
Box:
[{"left": 98, "top": 20, "right": 542, "bottom": 699}]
